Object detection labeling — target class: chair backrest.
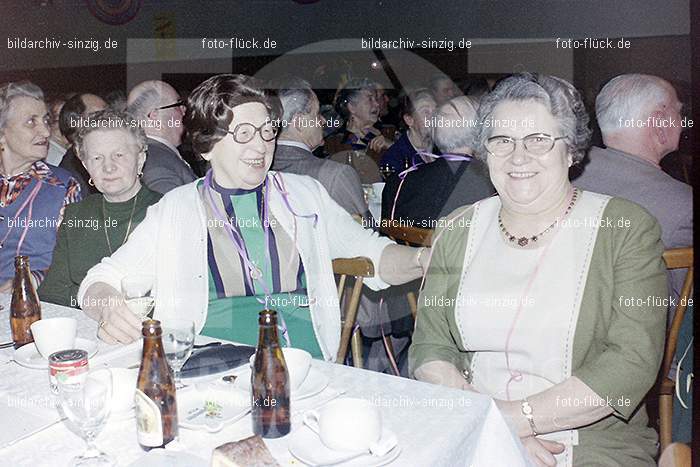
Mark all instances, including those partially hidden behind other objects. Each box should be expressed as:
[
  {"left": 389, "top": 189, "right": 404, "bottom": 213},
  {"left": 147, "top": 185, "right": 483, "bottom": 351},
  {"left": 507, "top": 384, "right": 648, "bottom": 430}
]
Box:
[
  {"left": 661, "top": 247, "right": 694, "bottom": 379},
  {"left": 380, "top": 225, "right": 433, "bottom": 247},
  {"left": 332, "top": 257, "right": 375, "bottom": 366}
]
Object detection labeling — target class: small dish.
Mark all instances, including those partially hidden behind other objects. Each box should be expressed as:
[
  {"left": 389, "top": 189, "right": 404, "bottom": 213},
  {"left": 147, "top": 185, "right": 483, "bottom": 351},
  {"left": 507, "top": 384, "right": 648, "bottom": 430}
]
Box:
[
  {"left": 177, "top": 385, "right": 250, "bottom": 433},
  {"left": 232, "top": 367, "right": 329, "bottom": 401},
  {"left": 13, "top": 338, "right": 99, "bottom": 369},
  {"left": 289, "top": 424, "right": 401, "bottom": 467}
]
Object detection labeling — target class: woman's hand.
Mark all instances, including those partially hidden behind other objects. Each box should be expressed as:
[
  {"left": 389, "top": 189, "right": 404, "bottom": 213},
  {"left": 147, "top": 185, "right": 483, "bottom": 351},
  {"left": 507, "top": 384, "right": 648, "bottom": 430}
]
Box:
[
  {"left": 97, "top": 300, "right": 142, "bottom": 344},
  {"left": 520, "top": 436, "right": 564, "bottom": 467},
  {"left": 368, "top": 135, "right": 392, "bottom": 152},
  {"left": 82, "top": 282, "right": 142, "bottom": 345}
]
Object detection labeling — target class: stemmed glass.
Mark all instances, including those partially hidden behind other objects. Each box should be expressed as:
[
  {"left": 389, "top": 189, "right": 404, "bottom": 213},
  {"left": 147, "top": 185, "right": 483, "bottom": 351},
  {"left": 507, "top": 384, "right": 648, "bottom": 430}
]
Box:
[
  {"left": 162, "top": 319, "right": 195, "bottom": 389},
  {"left": 57, "top": 368, "right": 113, "bottom": 467},
  {"left": 121, "top": 274, "right": 155, "bottom": 320}
]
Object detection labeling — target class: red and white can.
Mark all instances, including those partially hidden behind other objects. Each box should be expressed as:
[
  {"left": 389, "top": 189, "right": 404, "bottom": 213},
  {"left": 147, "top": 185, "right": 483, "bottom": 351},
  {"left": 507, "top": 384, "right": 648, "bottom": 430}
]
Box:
[{"left": 48, "top": 349, "right": 89, "bottom": 394}]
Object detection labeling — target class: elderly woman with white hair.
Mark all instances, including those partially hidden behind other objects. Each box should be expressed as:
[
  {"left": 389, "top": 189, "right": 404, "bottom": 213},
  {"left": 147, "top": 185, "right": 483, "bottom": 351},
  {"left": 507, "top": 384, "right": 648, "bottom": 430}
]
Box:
[
  {"left": 410, "top": 73, "right": 667, "bottom": 466},
  {"left": 0, "top": 81, "right": 82, "bottom": 292},
  {"left": 38, "top": 109, "right": 162, "bottom": 307}
]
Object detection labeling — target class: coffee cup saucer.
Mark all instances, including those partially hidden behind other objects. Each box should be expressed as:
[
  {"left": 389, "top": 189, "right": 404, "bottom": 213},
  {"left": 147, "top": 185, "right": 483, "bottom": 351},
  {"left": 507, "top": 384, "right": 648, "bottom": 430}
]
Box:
[
  {"left": 289, "top": 424, "right": 401, "bottom": 467},
  {"left": 13, "top": 338, "right": 99, "bottom": 369}
]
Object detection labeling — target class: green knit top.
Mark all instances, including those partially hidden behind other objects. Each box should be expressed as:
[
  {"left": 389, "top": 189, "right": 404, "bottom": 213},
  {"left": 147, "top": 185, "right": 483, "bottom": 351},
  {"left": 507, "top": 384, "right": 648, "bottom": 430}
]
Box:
[{"left": 38, "top": 185, "right": 162, "bottom": 307}]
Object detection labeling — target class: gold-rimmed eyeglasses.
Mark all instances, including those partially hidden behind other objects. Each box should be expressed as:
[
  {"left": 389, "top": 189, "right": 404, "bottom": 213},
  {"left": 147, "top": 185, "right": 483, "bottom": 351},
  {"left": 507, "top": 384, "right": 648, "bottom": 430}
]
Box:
[{"left": 486, "top": 133, "right": 567, "bottom": 157}]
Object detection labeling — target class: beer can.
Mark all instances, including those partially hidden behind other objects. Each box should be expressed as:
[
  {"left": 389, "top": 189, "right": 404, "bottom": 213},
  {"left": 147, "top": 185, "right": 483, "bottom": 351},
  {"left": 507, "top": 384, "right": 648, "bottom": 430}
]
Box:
[{"left": 48, "top": 349, "right": 89, "bottom": 394}]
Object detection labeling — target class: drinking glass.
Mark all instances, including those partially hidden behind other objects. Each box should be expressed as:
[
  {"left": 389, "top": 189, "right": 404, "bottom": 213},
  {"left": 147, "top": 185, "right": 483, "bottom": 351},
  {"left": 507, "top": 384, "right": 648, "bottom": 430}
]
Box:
[
  {"left": 162, "top": 319, "right": 195, "bottom": 389},
  {"left": 57, "top": 368, "right": 113, "bottom": 467},
  {"left": 121, "top": 274, "right": 155, "bottom": 320}
]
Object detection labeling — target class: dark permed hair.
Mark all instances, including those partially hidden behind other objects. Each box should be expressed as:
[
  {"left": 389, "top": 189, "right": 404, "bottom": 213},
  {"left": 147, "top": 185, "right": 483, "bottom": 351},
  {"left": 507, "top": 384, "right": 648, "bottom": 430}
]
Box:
[{"left": 185, "top": 74, "right": 282, "bottom": 155}]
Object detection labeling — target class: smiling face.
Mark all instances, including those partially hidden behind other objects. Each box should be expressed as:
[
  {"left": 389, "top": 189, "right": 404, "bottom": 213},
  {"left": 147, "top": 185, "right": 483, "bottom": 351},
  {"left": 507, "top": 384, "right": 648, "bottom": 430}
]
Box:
[
  {"left": 347, "top": 89, "right": 379, "bottom": 128},
  {"left": 0, "top": 96, "right": 51, "bottom": 169},
  {"left": 486, "top": 99, "right": 572, "bottom": 215},
  {"left": 202, "top": 102, "right": 276, "bottom": 190},
  {"left": 82, "top": 128, "right": 145, "bottom": 202}
]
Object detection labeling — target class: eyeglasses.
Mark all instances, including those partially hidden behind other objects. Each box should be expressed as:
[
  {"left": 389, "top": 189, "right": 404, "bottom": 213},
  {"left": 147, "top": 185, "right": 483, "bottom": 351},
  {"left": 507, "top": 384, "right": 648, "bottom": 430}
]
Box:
[
  {"left": 485, "top": 133, "right": 567, "bottom": 157},
  {"left": 223, "top": 122, "right": 278, "bottom": 144},
  {"left": 155, "top": 100, "right": 185, "bottom": 111}
]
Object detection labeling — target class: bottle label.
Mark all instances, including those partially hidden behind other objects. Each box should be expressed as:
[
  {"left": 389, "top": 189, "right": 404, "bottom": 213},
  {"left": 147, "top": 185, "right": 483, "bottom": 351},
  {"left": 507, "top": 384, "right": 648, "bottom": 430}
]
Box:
[{"left": 134, "top": 389, "right": 163, "bottom": 446}]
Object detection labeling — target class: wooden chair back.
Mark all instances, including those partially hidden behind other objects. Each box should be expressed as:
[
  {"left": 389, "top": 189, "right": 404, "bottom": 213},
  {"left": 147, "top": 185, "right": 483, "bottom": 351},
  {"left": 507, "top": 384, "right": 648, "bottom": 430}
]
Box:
[
  {"left": 332, "top": 257, "right": 375, "bottom": 367},
  {"left": 658, "top": 247, "right": 694, "bottom": 453},
  {"left": 380, "top": 225, "right": 433, "bottom": 247}
]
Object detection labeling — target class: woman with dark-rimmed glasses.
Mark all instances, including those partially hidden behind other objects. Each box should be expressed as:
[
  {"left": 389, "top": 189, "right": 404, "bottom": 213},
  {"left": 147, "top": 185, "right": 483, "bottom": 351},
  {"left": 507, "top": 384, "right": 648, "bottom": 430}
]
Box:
[{"left": 78, "top": 74, "right": 430, "bottom": 360}]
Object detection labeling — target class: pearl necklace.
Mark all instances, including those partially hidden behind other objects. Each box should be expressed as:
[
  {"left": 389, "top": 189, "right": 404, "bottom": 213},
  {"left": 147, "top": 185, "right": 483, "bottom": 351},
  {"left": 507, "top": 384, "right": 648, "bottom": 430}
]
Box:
[{"left": 498, "top": 188, "right": 580, "bottom": 247}]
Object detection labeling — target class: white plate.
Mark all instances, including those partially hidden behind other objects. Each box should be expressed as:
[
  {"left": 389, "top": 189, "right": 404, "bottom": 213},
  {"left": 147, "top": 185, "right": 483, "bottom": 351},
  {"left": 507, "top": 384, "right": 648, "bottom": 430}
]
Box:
[
  {"left": 13, "top": 338, "right": 99, "bottom": 369},
  {"left": 232, "top": 366, "right": 329, "bottom": 401},
  {"left": 126, "top": 449, "right": 207, "bottom": 467},
  {"left": 177, "top": 386, "right": 250, "bottom": 433},
  {"left": 289, "top": 425, "right": 401, "bottom": 467}
]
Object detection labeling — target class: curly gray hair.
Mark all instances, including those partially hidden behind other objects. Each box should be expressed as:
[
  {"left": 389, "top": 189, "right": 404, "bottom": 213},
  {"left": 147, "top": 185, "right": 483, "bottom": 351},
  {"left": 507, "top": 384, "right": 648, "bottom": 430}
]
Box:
[
  {"left": 474, "top": 73, "right": 591, "bottom": 164},
  {"left": 0, "top": 81, "right": 45, "bottom": 135},
  {"left": 74, "top": 108, "right": 147, "bottom": 160}
]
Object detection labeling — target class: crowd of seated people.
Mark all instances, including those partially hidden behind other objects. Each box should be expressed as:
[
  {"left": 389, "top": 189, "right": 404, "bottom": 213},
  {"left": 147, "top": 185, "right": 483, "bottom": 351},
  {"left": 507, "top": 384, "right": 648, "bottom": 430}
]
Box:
[{"left": 0, "top": 68, "right": 692, "bottom": 466}]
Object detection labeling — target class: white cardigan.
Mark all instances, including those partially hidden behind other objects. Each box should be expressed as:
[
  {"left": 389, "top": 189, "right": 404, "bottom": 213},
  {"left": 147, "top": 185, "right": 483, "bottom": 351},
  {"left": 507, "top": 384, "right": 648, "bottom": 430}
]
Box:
[{"left": 77, "top": 172, "right": 393, "bottom": 361}]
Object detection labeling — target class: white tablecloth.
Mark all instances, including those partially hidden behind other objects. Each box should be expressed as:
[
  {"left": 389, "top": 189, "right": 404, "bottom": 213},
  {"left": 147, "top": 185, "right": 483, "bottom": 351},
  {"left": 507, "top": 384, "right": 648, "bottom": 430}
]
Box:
[{"left": 0, "top": 294, "right": 530, "bottom": 466}]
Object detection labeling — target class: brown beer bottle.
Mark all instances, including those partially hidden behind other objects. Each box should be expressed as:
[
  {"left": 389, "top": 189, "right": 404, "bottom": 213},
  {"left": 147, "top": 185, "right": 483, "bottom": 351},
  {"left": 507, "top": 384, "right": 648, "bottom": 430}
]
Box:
[
  {"left": 10, "top": 256, "right": 41, "bottom": 349},
  {"left": 251, "top": 310, "right": 290, "bottom": 438},
  {"left": 135, "top": 319, "right": 178, "bottom": 450}
]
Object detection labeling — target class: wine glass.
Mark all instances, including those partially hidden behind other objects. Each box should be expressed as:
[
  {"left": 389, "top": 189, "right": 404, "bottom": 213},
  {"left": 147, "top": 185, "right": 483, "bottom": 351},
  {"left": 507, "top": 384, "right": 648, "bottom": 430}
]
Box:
[
  {"left": 121, "top": 274, "right": 155, "bottom": 320},
  {"left": 162, "top": 319, "right": 195, "bottom": 389},
  {"left": 57, "top": 368, "right": 113, "bottom": 467}
]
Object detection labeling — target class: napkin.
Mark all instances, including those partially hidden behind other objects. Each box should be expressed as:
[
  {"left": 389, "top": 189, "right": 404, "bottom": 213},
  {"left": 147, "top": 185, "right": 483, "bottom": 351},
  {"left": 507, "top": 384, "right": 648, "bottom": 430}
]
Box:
[{"left": 180, "top": 344, "right": 255, "bottom": 378}]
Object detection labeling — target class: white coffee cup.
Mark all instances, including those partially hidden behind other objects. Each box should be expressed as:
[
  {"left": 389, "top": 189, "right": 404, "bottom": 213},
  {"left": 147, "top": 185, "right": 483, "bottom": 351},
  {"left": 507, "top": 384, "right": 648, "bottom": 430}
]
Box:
[
  {"left": 109, "top": 367, "right": 138, "bottom": 414},
  {"left": 303, "top": 398, "right": 382, "bottom": 451},
  {"left": 249, "top": 347, "right": 312, "bottom": 391},
  {"left": 30, "top": 317, "right": 77, "bottom": 359}
]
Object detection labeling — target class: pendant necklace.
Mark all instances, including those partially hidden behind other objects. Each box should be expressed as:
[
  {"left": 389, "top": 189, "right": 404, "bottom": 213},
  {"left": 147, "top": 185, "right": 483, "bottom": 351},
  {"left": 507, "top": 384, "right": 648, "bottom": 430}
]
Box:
[
  {"left": 103, "top": 194, "right": 139, "bottom": 254},
  {"left": 498, "top": 188, "right": 579, "bottom": 247}
]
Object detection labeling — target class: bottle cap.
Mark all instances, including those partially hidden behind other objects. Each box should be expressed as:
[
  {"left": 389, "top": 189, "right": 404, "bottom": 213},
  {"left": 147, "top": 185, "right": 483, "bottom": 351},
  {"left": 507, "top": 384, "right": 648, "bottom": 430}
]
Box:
[
  {"left": 14, "top": 256, "right": 29, "bottom": 267},
  {"left": 142, "top": 319, "right": 162, "bottom": 337},
  {"left": 258, "top": 309, "right": 278, "bottom": 325}
]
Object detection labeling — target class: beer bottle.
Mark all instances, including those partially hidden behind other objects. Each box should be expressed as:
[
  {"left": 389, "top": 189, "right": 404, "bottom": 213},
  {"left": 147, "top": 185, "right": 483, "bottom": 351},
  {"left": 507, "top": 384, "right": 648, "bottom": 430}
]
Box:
[
  {"left": 135, "top": 319, "right": 178, "bottom": 450},
  {"left": 251, "top": 310, "right": 290, "bottom": 438},
  {"left": 10, "top": 256, "right": 41, "bottom": 349}
]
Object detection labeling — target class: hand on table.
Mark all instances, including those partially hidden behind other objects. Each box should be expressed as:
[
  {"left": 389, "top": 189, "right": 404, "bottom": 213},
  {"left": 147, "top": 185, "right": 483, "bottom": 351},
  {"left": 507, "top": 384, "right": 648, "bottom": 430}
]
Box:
[
  {"left": 97, "top": 300, "right": 141, "bottom": 344},
  {"left": 520, "top": 436, "right": 564, "bottom": 467}
]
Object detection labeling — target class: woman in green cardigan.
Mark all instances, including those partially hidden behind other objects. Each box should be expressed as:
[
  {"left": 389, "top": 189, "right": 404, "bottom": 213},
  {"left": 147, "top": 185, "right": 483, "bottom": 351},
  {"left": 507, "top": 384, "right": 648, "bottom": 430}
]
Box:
[
  {"left": 39, "top": 109, "right": 161, "bottom": 307},
  {"left": 409, "top": 73, "right": 667, "bottom": 467}
]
